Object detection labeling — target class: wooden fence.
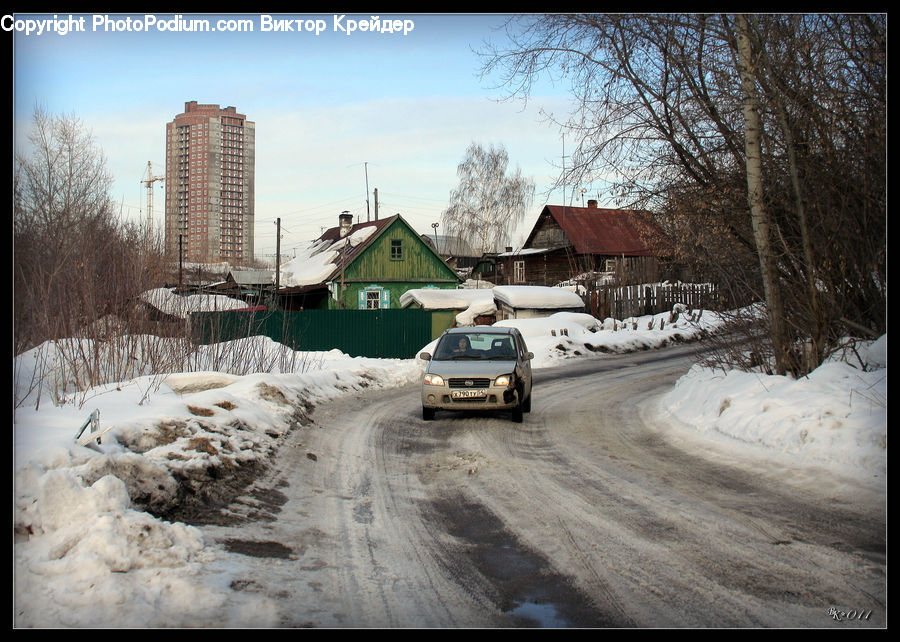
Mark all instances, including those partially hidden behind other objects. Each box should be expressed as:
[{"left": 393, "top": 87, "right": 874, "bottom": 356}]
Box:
[{"left": 588, "top": 282, "right": 720, "bottom": 320}]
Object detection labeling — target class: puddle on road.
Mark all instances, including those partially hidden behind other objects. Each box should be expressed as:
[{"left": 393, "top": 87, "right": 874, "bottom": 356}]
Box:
[
  {"left": 509, "top": 601, "right": 570, "bottom": 628},
  {"left": 431, "top": 496, "right": 628, "bottom": 628},
  {"left": 221, "top": 538, "right": 294, "bottom": 559}
]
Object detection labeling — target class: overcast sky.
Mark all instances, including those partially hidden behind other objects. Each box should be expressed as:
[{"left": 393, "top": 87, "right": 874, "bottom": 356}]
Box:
[{"left": 11, "top": 12, "right": 605, "bottom": 260}]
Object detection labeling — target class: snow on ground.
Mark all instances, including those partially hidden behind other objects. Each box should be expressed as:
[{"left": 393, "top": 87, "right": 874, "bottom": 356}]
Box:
[{"left": 13, "top": 305, "right": 887, "bottom": 628}]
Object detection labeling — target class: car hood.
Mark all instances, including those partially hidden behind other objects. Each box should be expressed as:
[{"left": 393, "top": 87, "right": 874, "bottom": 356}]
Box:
[{"left": 425, "top": 359, "right": 519, "bottom": 378}]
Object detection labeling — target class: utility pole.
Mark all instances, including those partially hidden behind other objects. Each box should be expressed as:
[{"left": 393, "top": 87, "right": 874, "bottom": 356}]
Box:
[
  {"left": 178, "top": 234, "right": 184, "bottom": 291},
  {"left": 274, "top": 218, "right": 281, "bottom": 309},
  {"left": 374, "top": 188, "right": 379, "bottom": 221}
]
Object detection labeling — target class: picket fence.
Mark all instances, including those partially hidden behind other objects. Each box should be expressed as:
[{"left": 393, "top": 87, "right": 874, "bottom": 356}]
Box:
[{"left": 588, "top": 282, "right": 720, "bottom": 320}]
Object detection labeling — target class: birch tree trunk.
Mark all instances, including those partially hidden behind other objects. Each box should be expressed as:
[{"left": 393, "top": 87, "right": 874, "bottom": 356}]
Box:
[{"left": 735, "top": 14, "right": 790, "bottom": 375}]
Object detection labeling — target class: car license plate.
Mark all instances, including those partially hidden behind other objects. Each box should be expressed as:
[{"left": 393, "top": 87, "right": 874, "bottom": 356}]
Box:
[{"left": 451, "top": 389, "right": 486, "bottom": 399}]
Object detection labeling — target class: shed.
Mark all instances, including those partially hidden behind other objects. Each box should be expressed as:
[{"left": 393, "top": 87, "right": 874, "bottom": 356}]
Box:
[
  {"left": 491, "top": 285, "right": 585, "bottom": 321},
  {"left": 400, "top": 287, "right": 498, "bottom": 327}
]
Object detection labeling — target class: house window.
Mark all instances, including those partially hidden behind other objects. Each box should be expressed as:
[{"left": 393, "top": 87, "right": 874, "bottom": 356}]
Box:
[
  {"left": 358, "top": 286, "right": 390, "bottom": 310},
  {"left": 390, "top": 239, "right": 404, "bottom": 261},
  {"left": 514, "top": 260, "right": 526, "bottom": 283},
  {"left": 604, "top": 258, "right": 617, "bottom": 273}
]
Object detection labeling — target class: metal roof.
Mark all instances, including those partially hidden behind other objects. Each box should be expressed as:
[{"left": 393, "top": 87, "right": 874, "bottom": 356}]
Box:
[
  {"left": 316, "top": 215, "right": 399, "bottom": 277},
  {"left": 526, "top": 205, "right": 669, "bottom": 257},
  {"left": 228, "top": 269, "right": 274, "bottom": 285}
]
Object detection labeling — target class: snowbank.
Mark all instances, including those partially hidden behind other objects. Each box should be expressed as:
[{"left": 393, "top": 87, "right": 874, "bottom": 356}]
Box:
[
  {"left": 661, "top": 335, "right": 887, "bottom": 477},
  {"left": 14, "top": 348, "right": 423, "bottom": 628}
]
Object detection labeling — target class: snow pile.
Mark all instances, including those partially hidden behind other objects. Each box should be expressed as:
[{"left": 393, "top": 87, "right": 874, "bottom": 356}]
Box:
[
  {"left": 493, "top": 306, "right": 711, "bottom": 368},
  {"left": 140, "top": 288, "right": 250, "bottom": 319},
  {"left": 14, "top": 348, "right": 423, "bottom": 628},
  {"left": 662, "top": 335, "right": 887, "bottom": 476},
  {"left": 12, "top": 467, "right": 236, "bottom": 628}
]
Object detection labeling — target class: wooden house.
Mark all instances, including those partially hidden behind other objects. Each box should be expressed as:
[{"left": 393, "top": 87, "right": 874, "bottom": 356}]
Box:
[
  {"left": 210, "top": 269, "right": 274, "bottom": 305},
  {"left": 492, "top": 285, "right": 585, "bottom": 321},
  {"left": 496, "top": 200, "right": 671, "bottom": 287},
  {"left": 277, "top": 213, "right": 461, "bottom": 311}
]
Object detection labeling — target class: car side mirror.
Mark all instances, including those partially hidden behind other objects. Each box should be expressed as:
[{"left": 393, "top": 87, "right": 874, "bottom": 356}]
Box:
[
  {"left": 419, "top": 352, "right": 432, "bottom": 361},
  {"left": 525, "top": 352, "right": 534, "bottom": 361}
]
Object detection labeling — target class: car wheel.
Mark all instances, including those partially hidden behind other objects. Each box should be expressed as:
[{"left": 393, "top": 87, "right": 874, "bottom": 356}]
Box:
[
  {"left": 511, "top": 404, "right": 524, "bottom": 423},
  {"left": 523, "top": 393, "right": 532, "bottom": 413},
  {"left": 423, "top": 407, "right": 435, "bottom": 421}
]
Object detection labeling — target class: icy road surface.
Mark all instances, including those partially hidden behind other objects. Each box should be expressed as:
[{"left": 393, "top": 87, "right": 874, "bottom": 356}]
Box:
[{"left": 193, "top": 343, "right": 886, "bottom": 627}]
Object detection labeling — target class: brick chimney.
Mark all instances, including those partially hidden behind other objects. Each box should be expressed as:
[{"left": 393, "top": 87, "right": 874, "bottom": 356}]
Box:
[
  {"left": 587, "top": 199, "right": 598, "bottom": 209},
  {"left": 339, "top": 211, "right": 353, "bottom": 237}
]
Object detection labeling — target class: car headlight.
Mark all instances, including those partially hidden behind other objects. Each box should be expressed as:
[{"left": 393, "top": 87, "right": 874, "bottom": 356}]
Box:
[
  {"left": 424, "top": 373, "right": 445, "bottom": 386},
  {"left": 494, "top": 374, "right": 513, "bottom": 387}
]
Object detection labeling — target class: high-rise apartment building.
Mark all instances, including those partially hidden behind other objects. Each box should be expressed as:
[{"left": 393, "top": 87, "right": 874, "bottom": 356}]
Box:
[{"left": 165, "top": 101, "right": 255, "bottom": 264}]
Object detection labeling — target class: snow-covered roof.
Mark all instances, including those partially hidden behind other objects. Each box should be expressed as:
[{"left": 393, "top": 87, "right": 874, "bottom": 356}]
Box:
[
  {"left": 492, "top": 285, "right": 585, "bottom": 310},
  {"left": 400, "top": 287, "right": 494, "bottom": 310},
  {"left": 228, "top": 270, "right": 274, "bottom": 286},
  {"left": 278, "top": 217, "right": 393, "bottom": 288},
  {"left": 139, "top": 288, "right": 252, "bottom": 319},
  {"left": 400, "top": 287, "right": 498, "bottom": 326},
  {"left": 497, "top": 247, "right": 553, "bottom": 258}
]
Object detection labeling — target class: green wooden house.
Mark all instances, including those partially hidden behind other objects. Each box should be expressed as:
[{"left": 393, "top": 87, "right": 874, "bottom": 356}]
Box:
[{"left": 277, "top": 213, "right": 461, "bottom": 311}]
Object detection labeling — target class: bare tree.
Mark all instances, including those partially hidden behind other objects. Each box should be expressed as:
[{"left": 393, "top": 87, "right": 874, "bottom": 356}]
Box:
[
  {"left": 441, "top": 142, "right": 535, "bottom": 255},
  {"left": 478, "top": 13, "right": 886, "bottom": 375},
  {"left": 734, "top": 14, "right": 789, "bottom": 375},
  {"left": 14, "top": 108, "right": 167, "bottom": 355}
]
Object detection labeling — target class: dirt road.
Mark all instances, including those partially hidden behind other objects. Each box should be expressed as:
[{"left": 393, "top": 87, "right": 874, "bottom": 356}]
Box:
[{"left": 195, "top": 344, "right": 886, "bottom": 627}]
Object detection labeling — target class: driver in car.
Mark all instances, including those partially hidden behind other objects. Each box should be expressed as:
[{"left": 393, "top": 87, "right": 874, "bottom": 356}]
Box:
[{"left": 451, "top": 336, "right": 472, "bottom": 356}]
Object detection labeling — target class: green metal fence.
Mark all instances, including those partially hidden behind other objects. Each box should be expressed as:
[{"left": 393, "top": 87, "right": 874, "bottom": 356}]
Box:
[{"left": 190, "top": 308, "right": 441, "bottom": 359}]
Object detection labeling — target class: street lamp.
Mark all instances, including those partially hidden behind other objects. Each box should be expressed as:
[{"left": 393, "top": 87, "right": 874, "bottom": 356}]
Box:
[{"left": 431, "top": 222, "right": 440, "bottom": 254}]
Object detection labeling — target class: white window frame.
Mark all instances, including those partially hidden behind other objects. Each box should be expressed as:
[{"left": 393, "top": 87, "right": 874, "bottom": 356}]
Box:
[{"left": 514, "top": 260, "right": 526, "bottom": 283}]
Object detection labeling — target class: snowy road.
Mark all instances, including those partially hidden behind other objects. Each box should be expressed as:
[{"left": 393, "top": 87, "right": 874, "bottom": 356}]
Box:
[{"left": 193, "top": 343, "right": 886, "bottom": 628}]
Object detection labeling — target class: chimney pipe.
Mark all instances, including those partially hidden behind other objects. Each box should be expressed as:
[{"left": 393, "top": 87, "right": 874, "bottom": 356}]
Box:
[{"left": 339, "top": 211, "right": 353, "bottom": 237}]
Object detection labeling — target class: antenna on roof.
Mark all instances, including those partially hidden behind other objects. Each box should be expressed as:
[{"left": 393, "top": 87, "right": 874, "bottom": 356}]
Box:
[{"left": 364, "top": 162, "right": 371, "bottom": 222}]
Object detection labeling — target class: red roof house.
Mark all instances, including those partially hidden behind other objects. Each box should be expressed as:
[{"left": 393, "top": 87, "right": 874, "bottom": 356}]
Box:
[{"left": 496, "top": 200, "right": 672, "bottom": 287}]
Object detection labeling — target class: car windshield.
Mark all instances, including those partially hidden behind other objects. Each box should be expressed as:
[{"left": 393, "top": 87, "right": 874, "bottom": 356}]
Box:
[{"left": 433, "top": 333, "right": 517, "bottom": 361}]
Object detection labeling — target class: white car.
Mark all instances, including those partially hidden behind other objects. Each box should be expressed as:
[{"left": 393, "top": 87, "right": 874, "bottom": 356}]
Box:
[{"left": 419, "top": 326, "right": 534, "bottom": 422}]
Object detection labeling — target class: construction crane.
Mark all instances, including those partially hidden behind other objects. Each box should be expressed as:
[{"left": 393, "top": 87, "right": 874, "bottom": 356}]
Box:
[{"left": 141, "top": 161, "right": 165, "bottom": 233}]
